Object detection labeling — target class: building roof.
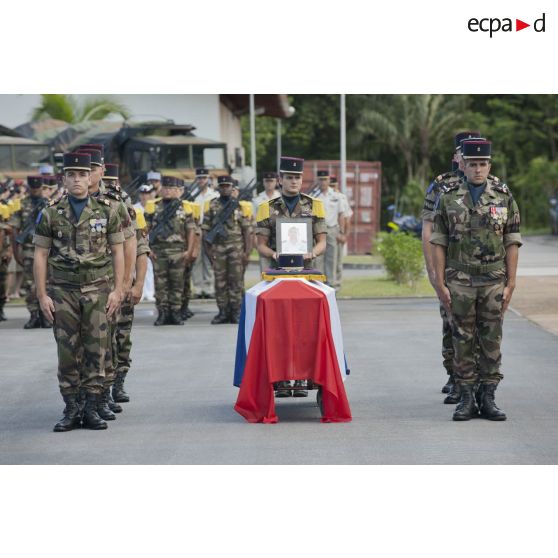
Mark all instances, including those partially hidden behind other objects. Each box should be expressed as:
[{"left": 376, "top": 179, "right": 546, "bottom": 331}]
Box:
[{"left": 220, "top": 94, "right": 293, "bottom": 118}]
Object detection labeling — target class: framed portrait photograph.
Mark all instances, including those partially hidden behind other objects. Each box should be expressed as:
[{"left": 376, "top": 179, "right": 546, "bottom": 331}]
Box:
[{"left": 276, "top": 218, "right": 312, "bottom": 255}]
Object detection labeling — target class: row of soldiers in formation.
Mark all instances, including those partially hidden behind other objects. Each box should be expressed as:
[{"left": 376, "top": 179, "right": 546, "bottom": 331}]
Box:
[
  {"left": 0, "top": 161, "right": 353, "bottom": 329},
  {"left": 422, "top": 131, "right": 522, "bottom": 422},
  {"left": 0, "top": 145, "right": 334, "bottom": 429}
]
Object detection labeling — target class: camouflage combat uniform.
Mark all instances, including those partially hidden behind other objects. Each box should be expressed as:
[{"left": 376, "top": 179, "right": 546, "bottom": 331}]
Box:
[
  {"left": 0, "top": 201, "right": 11, "bottom": 318},
  {"left": 202, "top": 198, "right": 252, "bottom": 319},
  {"left": 33, "top": 194, "right": 124, "bottom": 395},
  {"left": 430, "top": 176, "right": 522, "bottom": 386},
  {"left": 10, "top": 193, "right": 49, "bottom": 315},
  {"left": 147, "top": 199, "right": 198, "bottom": 315},
  {"left": 255, "top": 193, "right": 327, "bottom": 268},
  {"left": 93, "top": 184, "right": 135, "bottom": 392},
  {"left": 114, "top": 208, "right": 150, "bottom": 386},
  {"left": 423, "top": 171, "right": 462, "bottom": 378}
]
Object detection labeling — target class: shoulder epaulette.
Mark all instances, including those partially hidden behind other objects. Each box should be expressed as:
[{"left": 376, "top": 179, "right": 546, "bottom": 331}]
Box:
[
  {"left": 47, "top": 196, "right": 62, "bottom": 207},
  {"left": 135, "top": 208, "right": 147, "bottom": 229},
  {"left": 440, "top": 180, "right": 460, "bottom": 193},
  {"left": 256, "top": 200, "right": 270, "bottom": 222},
  {"left": 312, "top": 198, "right": 325, "bottom": 219},
  {"left": 492, "top": 181, "right": 510, "bottom": 195},
  {"left": 239, "top": 200, "right": 253, "bottom": 218},
  {"left": 182, "top": 200, "right": 193, "bottom": 215},
  {"left": 144, "top": 199, "right": 156, "bottom": 214},
  {"left": 203, "top": 200, "right": 211, "bottom": 214},
  {"left": 99, "top": 198, "right": 111, "bottom": 207},
  {"left": 190, "top": 202, "right": 201, "bottom": 221}
]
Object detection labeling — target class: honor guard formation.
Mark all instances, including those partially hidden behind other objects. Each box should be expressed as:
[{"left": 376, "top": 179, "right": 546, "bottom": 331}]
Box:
[
  {"left": 423, "top": 132, "right": 522, "bottom": 421},
  {"left": 0, "top": 130, "right": 521, "bottom": 429}
]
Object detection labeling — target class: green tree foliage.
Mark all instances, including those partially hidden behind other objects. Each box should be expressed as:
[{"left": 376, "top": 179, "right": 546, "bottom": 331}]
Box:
[
  {"left": 242, "top": 94, "right": 558, "bottom": 228},
  {"left": 376, "top": 232, "right": 425, "bottom": 286},
  {"left": 31, "top": 94, "right": 130, "bottom": 124}
]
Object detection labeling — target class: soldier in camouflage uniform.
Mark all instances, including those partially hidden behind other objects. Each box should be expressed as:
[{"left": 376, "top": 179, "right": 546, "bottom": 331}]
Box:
[
  {"left": 431, "top": 140, "right": 522, "bottom": 421},
  {"left": 99, "top": 164, "right": 151, "bottom": 405},
  {"left": 255, "top": 156, "right": 327, "bottom": 397},
  {"left": 10, "top": 176, "right": 50, "bottom": 329},
  {"left": 78, "top": 150, "right": 136, "bottom": 420},
  {"left": 33, "top": 152, "right": 125, "bottom": 432},
  {"left": 202, "top": 175, "right": 253, "bottom": 325},
  {"left": 147, "top": 175, "right": 198, "bottom": 326},
  {"left": 422, "top": 131, "right": 481, "bottom": 402},
  {"left": 0, "top": 187, "right": 12, "bottom": 321}
]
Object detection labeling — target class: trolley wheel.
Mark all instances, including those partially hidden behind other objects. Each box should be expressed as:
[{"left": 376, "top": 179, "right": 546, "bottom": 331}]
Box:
[{"left": 316, "top": 388, "right": 324, "bottom": 416}]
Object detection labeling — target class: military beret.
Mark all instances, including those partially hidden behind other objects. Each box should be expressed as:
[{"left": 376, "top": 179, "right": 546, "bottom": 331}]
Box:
[
  {"left": 263, "top": 171, "right": 278, "bottom": 179},
  {"left": 454, "top": 131, "right": 481, "bottom": 150},
  {"left": 217, "top": 175, "right": 234, "bottom": 186},
  {"left": 462, "top": 140, "right": 492, "bottom": 159},
  {"left": 27, "top": 176, "right": 43, "bottom": 189},
  {"left": 78, "top": 144, "right": 104, "bottom": 158},
  {"left": 162, "top": 176, "right": 181, "bottom": 188},
  {"left": 279, "top": 156, "right": 304, "bottom": 174},
  {"left": 195, "top": 168, "right": 210, "bottom": 177},
  {"left": 103, "top": 163, "right": 119, "bottom": 180},
  {"left": 63, "top": 152, "right": 91, "bottom": 171},
  {"left": 317, "top": 170, "right": 329, "bottom": 178},
  {"left": 76, "top": 148, "right": 102, "bottom": 167}
]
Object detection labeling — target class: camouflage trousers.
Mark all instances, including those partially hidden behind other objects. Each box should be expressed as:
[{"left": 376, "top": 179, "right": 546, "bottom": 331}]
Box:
[
  {"left": 182, "top": 262, "right": 193, "bottom": 308},
  {"left": 447, "top": 279, "right": 505, "bottom": 386},
  {"left": 116, "top": 297, "right": 135, "bottom": 376},
  {"left": 22, "top": 246, "right": 39, "bottom": 312},
  {"left": 440, "top": 304, "right": 453, "bottom": 375},
  {"left": 50, "top": 282, "right": 109, "bottom": 396},
  {"left": 152, "top": 249, "right": 186, "bottom": 312},
  {"left": 103, "top": 314, "right": 119, "bottom": 389},
  {"left": 212, "top": 242, "right": 245, "bottom": 314},
  {"left": 0, "top": 256, "right": 8, "bottom": 305}
]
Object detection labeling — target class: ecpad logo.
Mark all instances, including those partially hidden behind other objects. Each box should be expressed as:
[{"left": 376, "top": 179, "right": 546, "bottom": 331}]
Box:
[{"left": 468, "top": 13, "right": 546, "bottom": 37}]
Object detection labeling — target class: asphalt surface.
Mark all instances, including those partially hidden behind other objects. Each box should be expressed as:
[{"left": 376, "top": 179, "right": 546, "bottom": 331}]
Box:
[{"left": 1, "top": 292, "right": 558, "bottom": 464}]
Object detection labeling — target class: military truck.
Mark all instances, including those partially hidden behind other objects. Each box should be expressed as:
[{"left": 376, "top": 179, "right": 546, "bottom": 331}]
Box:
[
  {"left": 66, "top": 120, "right": 229, "bottom": 187},
  {"left": 0, "top": 134, "right": 52, "bottom": 182}
]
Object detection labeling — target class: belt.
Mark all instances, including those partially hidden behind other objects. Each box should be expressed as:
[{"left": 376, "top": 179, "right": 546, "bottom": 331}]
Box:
[
  {"left": 51, "top": 267, "right": 112, "bottom": 284},
  {"left": 327, "top": 225, "right": 339, "bottom": 229},
  {"left": 447, "top": 259, "right": 505, "bottom": 274}
]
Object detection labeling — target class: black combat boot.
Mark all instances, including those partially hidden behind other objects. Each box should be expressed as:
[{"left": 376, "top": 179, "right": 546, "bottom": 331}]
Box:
[
  {"left": 0, "top": 301, "right": 6, "bottom": 321},
  {"left": 293, "top": 380, "right": 308, "bottom": 397},
  {"left": 452, "top": 384, "right": 479, "bottom": 421},
  {"left": 24, "top": 310, "right": 41, "bottom": 329},
  {"left": 211, "top": 310, "right": 229, "bottom": 324},
  {"left": 168, "top": 310, "right": 184, "bottom": 325},
  {"left": 444, "top": 382, "right": 462, "bottom": 404},
  {"left": 274, "top": 381, "right": 292, "bottom": 398},
  {"left": 40, "top": 310, "right": 52, "bottom": 328},
  {"left": 229, "top": 309, "right": 240, "bottom": 325},
  {"left": 154, "top": 309, "right": 168, "bottom": 326},
  {"left": 479, "top": 384, "right": 507, "bottom": 421},
  {"left": 181, "top": 303, "right": 194, "bottom": 321},
  {"left": 107, "top": 389, "right": 122, "bottom": 413},
  {"left": 81, "top": 393, "right": 108, "bottom": 430},
  {"left": 441, "top": 375, "right": 453, "bottom": 394},
  {"left": 53, "top": 394, "right": 82, "bottom": 432},
  {"left": 112, "top": 372, "right": 130, "bottom": 403},
  {"left": 97, "top": 389, "right": 116, "bottom": 421},
  {"left": 77, "top": 388, "right": 87, "bottom": 416}
]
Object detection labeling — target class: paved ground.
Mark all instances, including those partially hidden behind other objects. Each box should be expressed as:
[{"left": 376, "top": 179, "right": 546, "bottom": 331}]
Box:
[{"left": 1, "top": 234, "right": 556, "bottom": 464}]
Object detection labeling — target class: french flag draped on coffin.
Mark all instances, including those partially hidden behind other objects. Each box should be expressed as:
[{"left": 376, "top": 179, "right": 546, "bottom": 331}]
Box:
[{"left": 233, "top": 278, "right": 352, "bottom": 423}]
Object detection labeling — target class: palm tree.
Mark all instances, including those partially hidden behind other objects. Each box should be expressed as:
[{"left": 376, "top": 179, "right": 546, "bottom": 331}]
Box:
[
  {"left": 31, "top": 94, "right": 130, "bottom": 124},
  {"left": 352, "top": 94, "right": 468, "bottom": 186}
]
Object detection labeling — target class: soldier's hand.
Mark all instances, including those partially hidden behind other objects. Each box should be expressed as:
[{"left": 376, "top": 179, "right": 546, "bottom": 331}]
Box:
[
  {"left": 39, "top": 295, "right": 55, "bottom": 323},
  {"left": 129, "top": 284, "right": 143, "bottom": 306},
  {"left": 106, "top": 290, "right": 122, "bottom": 320},
  {"left": 182, "top": 250, "right": 193, "bottom": 264},
  {"left": 336, "top": 233, "right": 346, "bottom": 244},
  {"left": 150, "top": 252, "right": 157, "bottom": 262},
  {"left": 437, "top": 284, "right": 452, "bottom": 312},
  {"left": 502, "top": 284, "right": 515, "bottom": 313}
]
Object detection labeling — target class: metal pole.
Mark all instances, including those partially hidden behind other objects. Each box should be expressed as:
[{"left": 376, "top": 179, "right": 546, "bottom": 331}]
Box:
[
  {"left": 340, "top": 94, "right": 347, "bottom": 194},
  {"left": 249, "top": 94, "right": 257, "bottom": 179},
  {"left": 276, "top": 118, "right": 282, "bottom": 173}
]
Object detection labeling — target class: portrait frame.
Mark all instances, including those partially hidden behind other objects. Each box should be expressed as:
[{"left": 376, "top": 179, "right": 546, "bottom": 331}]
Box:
[{"left": 276, "top": 217, "right": 312, "bottom": 255}]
